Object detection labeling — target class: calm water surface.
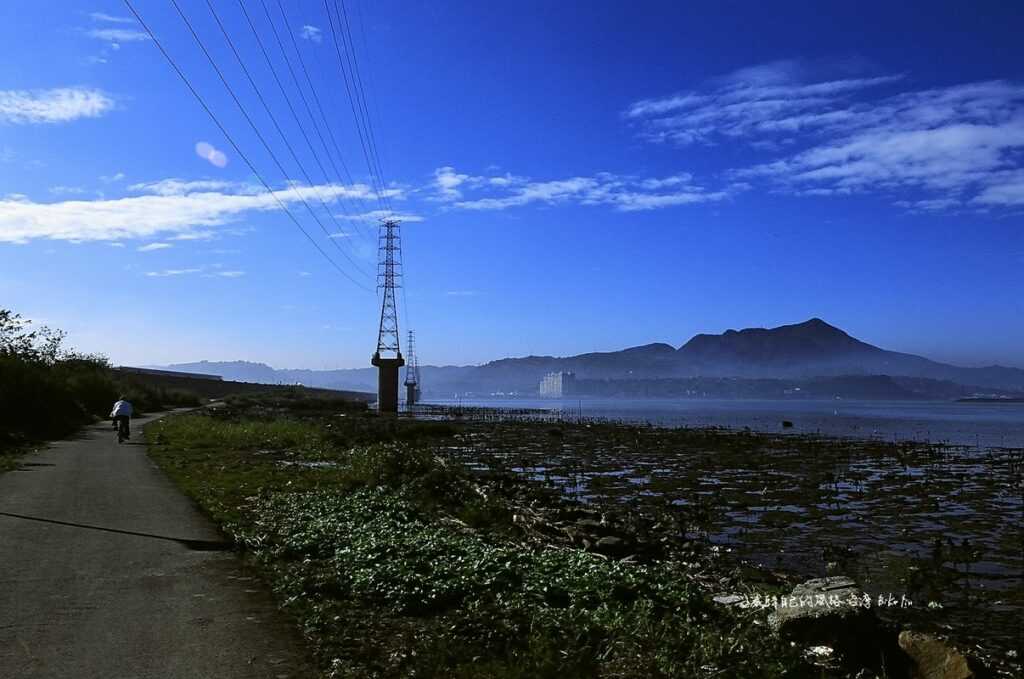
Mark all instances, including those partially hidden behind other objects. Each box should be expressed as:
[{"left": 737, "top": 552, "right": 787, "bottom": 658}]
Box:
[{"left": 426, "top": 398, "right": 1024, "bottom": 449}]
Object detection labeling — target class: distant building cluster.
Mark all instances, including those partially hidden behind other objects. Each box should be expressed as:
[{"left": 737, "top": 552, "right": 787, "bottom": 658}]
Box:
[{"left": 539, "top": 371, "right": 576, "bottom": 397}]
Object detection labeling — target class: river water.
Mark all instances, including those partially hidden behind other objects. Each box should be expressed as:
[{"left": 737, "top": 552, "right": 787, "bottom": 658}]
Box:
[
  {"left": 426, "top": 398, "right": 1024, "bottom": 450},
  {"left": 423, "top": 397, "right": 1024, "bottom": 673}
]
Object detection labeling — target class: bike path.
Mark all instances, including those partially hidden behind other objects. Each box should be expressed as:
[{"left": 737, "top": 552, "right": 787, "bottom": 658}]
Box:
[{"left": 0, "top": 412, "right": 314, "bottom": 678}]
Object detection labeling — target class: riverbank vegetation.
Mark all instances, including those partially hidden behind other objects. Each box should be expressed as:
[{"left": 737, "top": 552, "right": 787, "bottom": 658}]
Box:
[
  {"left": 147, "top": 397, "right": 799, "bottom": 677},
  {"left": 144, "top": 392, "right": 1019, "bottom": 677}
]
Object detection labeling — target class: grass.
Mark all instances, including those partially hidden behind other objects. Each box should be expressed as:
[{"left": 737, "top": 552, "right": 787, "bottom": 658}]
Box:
[{"left": 145, "top": 397, "right": 811, "bottom": 678}]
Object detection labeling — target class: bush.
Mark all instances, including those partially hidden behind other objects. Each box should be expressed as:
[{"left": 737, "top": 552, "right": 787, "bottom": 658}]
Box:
[{"left": 0, "top": 308, "right": 200, "bottom": 448}]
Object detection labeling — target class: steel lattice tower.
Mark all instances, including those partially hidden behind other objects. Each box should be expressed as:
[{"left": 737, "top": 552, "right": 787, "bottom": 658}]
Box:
[
  {"left": 404, "top": 330, "right": 421, "bottom": 406},
  {"left": 371, "top": 219, "right": 404, "bottom": 412}
]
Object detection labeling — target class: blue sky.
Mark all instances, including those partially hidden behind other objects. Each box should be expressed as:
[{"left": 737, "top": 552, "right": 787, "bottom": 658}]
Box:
[{"left": 1, "top": 1, "right": 1022, "bottom": 369}]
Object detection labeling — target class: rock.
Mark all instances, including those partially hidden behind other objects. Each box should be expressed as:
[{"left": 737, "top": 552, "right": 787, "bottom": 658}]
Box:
[
  {"left": 712, "top": 594, "right": 744, "bottom": 606},
  {"left": 898, "top": 631, "right": 974, "bottom": 679},
  {"left": 769, "top": 576, "right": 879, "bottom": 661}
]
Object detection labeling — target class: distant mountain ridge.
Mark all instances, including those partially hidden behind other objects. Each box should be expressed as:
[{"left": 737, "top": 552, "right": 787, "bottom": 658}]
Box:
[{"left": 157, "top": 318, "right": 1024, "bottom": 396}]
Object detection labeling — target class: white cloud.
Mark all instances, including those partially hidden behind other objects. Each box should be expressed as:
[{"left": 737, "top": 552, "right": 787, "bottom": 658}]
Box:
[
  {"left": 87, "top": 28, "right": 150, "bottom": 42},
  {"left": 49, "top": 186, "right": 86, "bottom": 196},
  {"left": 147, "top": 266, "right": 245, "bottom": 279},
  {"left": 433, "top": 166, "right": 480, "bottom": 200},
  {"left": 300, "top": 25, "right": 322, "bottom": 43},
  {"left": 0, "top": 179, "right": 387, "bottom": 244},
  {"left": 145, "top": 268, "right": 200, "bottom": 277},
  {"left": 441, "top": 167, "right": 731, "bottom": 212},
  {"left": 973, "top": 170, "right": 1024, "bottom": 206},
  {"left": 628, "top": 64, "right": 1024, "bottom": 209},
  {"left": 195, "top": 141, "right": 229, "bottom": 168},
  {"left": 90, "top": 12, "right": 135, "bottom": 24},
  {"left": 171, "top": 230, "right": 217, "bottom": 241},
  {"left": 894, "top": 198, "right": 961, "bottom": 213},
  {"left": 100, "top": 172, "right": 126, "bottom": 183},
  {"left": 343, "top": 209, "right": 426, "bottom": 223},
  {"left": 434, "top": 166, "right": 468, "bottom": 199},
  {"left": 0, "top": 87, "right": 115, "bottom": 124},
  {"left": 130, "top": 178, "right": 255, "bottom": 196},
  {"left": 137, "top": 242, "right": 172, "bottom": 252}
]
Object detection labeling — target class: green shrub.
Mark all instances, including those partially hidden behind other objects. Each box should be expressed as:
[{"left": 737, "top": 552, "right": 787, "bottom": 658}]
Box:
[{"left": 0, "top": 308, "right": 201, "bottom": 449}]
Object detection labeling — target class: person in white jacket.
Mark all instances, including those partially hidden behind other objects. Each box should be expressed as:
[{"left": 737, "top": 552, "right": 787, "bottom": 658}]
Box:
[{"left": 110, "top": 397, "right": 134, "bottom": 441}]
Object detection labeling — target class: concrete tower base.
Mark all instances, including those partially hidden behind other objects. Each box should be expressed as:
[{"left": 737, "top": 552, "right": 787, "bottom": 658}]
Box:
[{"left": 372, "top": 352, "right": 405, "bottom": 413}]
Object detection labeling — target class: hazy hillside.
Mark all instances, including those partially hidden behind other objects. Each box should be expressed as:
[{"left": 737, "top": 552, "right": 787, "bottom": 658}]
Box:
[{"left": 159, "top": 319, "right": 1024, "bottom": 396}]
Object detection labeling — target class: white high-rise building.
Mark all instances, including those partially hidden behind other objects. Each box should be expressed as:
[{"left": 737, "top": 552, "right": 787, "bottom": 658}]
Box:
[{"left": 539, "top": 371, "right": 576, "bottom": 397}]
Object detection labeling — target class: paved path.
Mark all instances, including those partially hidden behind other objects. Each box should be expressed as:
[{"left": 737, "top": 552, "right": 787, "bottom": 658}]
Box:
[{"left": 0, "top": 413, "right": 314, "bottom": 679}]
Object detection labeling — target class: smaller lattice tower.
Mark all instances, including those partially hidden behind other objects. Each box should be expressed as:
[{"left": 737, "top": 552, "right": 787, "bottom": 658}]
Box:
[{"left": 403, "top": 330, "right": 421, "bottom": 406}]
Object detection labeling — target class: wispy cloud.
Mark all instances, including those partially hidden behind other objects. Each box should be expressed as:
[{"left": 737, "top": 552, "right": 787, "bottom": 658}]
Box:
[
  {"left": 129, "top": 178, "right": 256, "bottom": 196},
  {"left": 49, "top": 186, "right": 86, "bottom": 196},
  {"left": 435, "top": 167, "right": 734, "bottom": 212},
  {"left": 145, "top": 268, "right": 201, "bottom": 278},
  {"left": 144, "top": 267, "right": 245, "bottom": 279},
  {"left": 973, "top": 170, "right": 1024, "bottom": 207},
  {"left": 432, "top": 166, "right": 473, "bottom": 200},
  {"left": 627, "top": 62, "right": 1024, "bottom": 209},
  {"left": 0, "top": 179, "right": 388, "bottom": 243},
  {"left": 86, "top": 28, "right": 150, "bottom": 42},
  {"left": 137, "top": 242, "right": 172, "bottom": 252},
  {"left": 90, "top": 12, "right": 135, "bottom": 24},
  {"left": 300, "top": 25, "right": 322, "bottom": 43},
  {"left": 0, "top": 87, "right": 114, "bottom": 124},
  {"left": 343, "top": 209, "right": 425, "bottom": 223}
]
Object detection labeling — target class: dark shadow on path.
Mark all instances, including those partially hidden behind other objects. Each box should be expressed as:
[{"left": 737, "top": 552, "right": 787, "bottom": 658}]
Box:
[{"left": 0, "top": 511, "right": 233, "bottom": 552}]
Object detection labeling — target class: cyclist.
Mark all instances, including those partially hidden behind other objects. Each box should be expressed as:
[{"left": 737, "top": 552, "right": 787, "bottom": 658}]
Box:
[{"left": 110, "top": 396, "right": 134, "bottom": 442}]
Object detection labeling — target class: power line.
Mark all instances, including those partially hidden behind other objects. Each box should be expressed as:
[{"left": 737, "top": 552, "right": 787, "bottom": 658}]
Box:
[
  {"left": 348, "top": 0, "right": 408, "bottom": 336},
  {"left": 165, "top": 0, "right": 373, "bottom": 290},
  {"left": 121, "top": 0, "right": 369, "bottom": 292},
  {"left": 335, "top": 0, "right": 391, "bottom": 210},
  {"left": 323, "top": 0, "right": 388, "bottom": 211},
  {"left": 354, "top": 0, "right": 393, "bottom": 205},
  {"left": 203, "top": 0, "right": 371, "bottom": 277},
  {"left": 272, "top": 0, "right": 378, "bottom": 242},
  {"left": 234, "top": 0, "right": 374, "bottom": 247}
]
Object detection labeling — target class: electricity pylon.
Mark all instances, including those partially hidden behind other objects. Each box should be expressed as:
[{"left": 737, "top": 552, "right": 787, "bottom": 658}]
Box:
[
  {"left": 371, "top": 219, "right": 404, "bottom": 412},
  {"left": 404, "top": 330, "right": 421, "bottom": 406}
]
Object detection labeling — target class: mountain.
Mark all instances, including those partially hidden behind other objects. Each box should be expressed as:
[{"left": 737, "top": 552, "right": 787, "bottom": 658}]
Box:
[
  {"left": 679, "top": 318, "right": 878, "bottom": 368},
  {"left": 155, "top": 319, "right": 1024, "bottom": 396},
  {"left": 676, "top": 319, "right": 1024, "bottom": 390}
]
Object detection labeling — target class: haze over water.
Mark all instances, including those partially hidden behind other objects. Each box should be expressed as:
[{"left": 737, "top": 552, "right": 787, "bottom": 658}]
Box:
[{"left": 429, "top": 398, "right": 1024, "bottom": 450}]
